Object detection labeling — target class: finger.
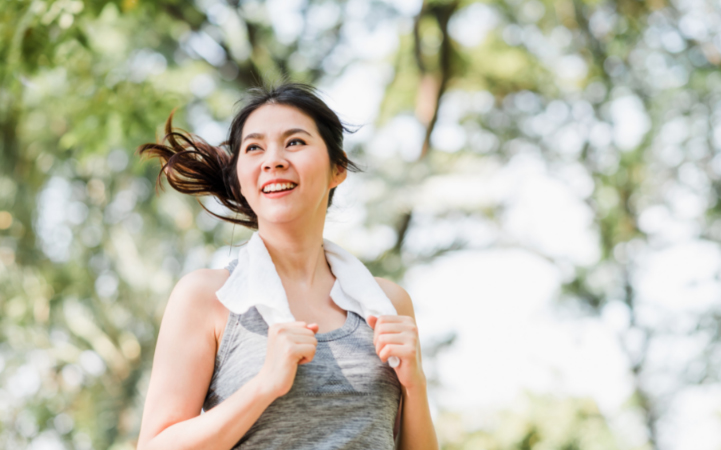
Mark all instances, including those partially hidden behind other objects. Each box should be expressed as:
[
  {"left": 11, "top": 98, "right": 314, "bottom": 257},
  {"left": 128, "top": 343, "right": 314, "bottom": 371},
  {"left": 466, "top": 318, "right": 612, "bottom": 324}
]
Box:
[
  {"left": 369, "top": 314, "right": 406, "bottom": 333},
  {"left": 372, "top": 323, "right": 407, "bottom": 346},
  {"left": 375, "top": 317, "right": 416, "bottom": 339},
  {"left": 378, "top": 343, "right": 408, "bottom": 363},
  {"left": 285, "top": 326, "right": 319, "bottom": 337},
  {"left": 376, "top": 323, "right": 408, "bottom": 332},
  {"left": 298, "top": 349, "right": 316, "bottom": 364},
  {"left": 298, "top": 352, "right": 316, "bottom": 365},
  {"left": 375, "top": 315, "right": 408, "bottom": 324},
  {"left": 291, "top": 334, "right": 318, "bottom": 345},
  {"left": 375, "top": 333, "right": 409, "bottom": 355},
  {"left": 273, "top": 321, "right": 310, "bottom": 335},
  {"left": 295, "top": 343, "right": 317, "bottom": 363},
  {"left": 286, "top": 321, "right": 324, "bottom": 333}
]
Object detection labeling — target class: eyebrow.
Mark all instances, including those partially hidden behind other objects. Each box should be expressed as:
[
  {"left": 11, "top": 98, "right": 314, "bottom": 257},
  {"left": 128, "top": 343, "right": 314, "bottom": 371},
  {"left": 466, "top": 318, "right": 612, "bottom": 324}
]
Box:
[{"left": 241, "top": 128, "right": 312, "bottom": 144}]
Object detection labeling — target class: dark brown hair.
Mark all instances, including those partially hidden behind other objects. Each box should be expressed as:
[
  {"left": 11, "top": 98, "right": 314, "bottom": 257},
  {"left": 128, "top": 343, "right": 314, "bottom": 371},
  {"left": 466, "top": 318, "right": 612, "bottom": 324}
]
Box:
[{"left": 137, "top": 82, "right": 363, "bottom": 230}]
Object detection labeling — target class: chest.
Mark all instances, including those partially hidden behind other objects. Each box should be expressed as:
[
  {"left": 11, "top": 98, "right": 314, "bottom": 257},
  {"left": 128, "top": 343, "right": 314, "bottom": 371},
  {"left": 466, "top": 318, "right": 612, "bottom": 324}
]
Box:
[
  {"left": 283, "top": 278, "right": 349, "bottom": 334},
  {"left": 209, "top": 308, "right": 401, "bottom": 399},
  {"left": 203, "top": 307, "right": 403, "bottom": 450}
]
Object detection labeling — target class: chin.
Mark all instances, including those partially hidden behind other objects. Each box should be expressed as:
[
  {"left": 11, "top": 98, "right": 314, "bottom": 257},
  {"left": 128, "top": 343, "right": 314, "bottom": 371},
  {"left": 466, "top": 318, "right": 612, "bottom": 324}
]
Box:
[{"left": 259, "top": 210, "right": 303, "bottom": 224}]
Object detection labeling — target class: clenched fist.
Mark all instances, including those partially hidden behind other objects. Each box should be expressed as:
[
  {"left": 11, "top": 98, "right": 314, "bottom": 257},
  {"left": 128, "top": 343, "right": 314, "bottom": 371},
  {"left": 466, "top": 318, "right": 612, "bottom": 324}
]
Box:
[{"left": 256, "top": 321, "right": 319, "bottom": 398}]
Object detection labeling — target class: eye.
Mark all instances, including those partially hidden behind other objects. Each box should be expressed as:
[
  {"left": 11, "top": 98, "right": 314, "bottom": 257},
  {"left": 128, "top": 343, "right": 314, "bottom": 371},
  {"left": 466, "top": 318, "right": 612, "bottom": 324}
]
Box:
[
  {"left": 246, "top": 144, "right": 261, "bottom": 152},
  {"left": 288, "top": 138, "right": 306, "bottom": 147}
]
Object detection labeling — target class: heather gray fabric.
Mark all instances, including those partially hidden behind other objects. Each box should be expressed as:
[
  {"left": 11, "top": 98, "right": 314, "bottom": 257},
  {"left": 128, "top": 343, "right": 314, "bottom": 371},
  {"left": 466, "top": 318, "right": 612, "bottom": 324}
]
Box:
[{"left": 202, "top": 258, "right": 403, "bottom": 449}]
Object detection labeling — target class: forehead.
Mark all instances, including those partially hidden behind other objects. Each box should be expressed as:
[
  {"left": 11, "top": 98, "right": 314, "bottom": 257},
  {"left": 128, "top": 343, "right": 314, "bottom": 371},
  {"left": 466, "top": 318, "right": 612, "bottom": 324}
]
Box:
[{"left": 242, "top": 103, "right": 317, "bottom": 137}]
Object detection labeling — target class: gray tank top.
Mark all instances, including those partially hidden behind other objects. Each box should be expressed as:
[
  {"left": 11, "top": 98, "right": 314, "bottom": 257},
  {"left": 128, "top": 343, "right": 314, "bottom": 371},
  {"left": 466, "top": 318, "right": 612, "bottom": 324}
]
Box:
[{"left": 202, "top": 259, "right": 403, "bottom": 449}]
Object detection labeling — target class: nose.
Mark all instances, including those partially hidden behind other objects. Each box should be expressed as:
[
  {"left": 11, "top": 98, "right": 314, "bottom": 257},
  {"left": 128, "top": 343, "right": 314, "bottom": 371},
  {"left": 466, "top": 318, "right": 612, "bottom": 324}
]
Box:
[{"left": 262, "top": 144, "right": 288, "bottom": 171}]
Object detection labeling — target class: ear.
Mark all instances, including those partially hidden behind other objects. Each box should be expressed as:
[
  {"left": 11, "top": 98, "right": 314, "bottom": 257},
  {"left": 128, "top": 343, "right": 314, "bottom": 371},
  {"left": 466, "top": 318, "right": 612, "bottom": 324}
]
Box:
[{"left": 330, "top": 163, "right": 347, "bottom": 189}]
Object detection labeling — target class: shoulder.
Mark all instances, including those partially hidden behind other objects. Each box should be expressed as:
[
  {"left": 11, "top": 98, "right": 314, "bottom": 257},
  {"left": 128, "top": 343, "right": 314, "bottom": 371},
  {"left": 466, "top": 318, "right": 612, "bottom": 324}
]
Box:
[
  {"left": 164, "top": 267, "right": 231, "bottom": 333},
  {"left": 374, "top": 277, "right": 416, "bottom": 320},
  {"left": 173, "top": 267, "right": 230, "bottom": 305}
]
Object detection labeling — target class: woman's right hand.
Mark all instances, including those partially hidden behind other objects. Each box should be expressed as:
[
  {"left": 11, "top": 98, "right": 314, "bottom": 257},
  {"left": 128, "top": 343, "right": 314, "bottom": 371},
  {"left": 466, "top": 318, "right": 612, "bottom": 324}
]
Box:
[{"left": 257, "top": 321, "right": 319, "bottom": 398}]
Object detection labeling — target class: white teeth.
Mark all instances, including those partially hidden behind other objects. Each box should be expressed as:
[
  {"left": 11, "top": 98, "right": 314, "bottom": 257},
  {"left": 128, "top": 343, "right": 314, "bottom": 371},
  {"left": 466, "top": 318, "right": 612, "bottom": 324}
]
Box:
[{"left": 263, "top": 182, "right": 297, "bottom": 193}]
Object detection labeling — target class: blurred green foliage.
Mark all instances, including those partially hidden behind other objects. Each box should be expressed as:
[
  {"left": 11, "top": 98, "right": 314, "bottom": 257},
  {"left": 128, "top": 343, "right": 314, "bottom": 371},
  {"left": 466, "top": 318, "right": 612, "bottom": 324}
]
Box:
[
  {"left": 2, "top": 0, "right": 720, "bottom": 449},
  {"left": 438, "top": 394, "right": 619, "bottom": 450}
]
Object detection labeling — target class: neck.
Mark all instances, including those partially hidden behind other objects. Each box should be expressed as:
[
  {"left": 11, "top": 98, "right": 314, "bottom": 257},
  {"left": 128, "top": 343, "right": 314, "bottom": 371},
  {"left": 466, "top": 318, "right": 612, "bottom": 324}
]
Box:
[{"left": 256, "top": 215, "right": 332, "bottom": 289}]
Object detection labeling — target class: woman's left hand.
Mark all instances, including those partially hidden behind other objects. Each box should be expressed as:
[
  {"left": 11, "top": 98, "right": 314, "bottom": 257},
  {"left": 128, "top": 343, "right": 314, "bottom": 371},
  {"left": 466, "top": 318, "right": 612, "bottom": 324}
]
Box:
[{"left": 367, "top": 315, "right": 426, "bottom": 390}]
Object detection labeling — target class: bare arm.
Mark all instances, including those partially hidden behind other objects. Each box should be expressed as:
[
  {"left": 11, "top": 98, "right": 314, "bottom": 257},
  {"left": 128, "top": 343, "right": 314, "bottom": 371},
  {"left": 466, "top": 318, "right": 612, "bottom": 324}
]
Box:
[
  {"left": 374, "top": 277, "right": 439, "bottom": 450},
  {"left": 397, "top": 382, "right": 436, "bottom": 450},
  {"left": 136, "top": 269, "right": 278, "bottom": 450}
]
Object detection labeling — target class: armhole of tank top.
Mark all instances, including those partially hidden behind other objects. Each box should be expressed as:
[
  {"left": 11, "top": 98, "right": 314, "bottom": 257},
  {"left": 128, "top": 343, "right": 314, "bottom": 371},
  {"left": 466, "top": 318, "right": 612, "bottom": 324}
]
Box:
[
  {"left": 216, "top": 259, "right": 240, "bottom": 368},
  {"left": 215, "top": 309, "right": 238, "bottom": 370}
]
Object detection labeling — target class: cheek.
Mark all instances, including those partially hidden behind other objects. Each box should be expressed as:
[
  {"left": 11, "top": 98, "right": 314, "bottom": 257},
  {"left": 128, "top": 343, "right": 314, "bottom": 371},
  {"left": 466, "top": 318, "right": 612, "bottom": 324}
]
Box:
[
  {"left": 296, "top": 152, "right": 331, "bottom": 186},
  {"left": 299, "top": 163, "right": 330, "bottom": 193},
  {"left": 235, "top": 161, "right": 256, "bottom": 194}
]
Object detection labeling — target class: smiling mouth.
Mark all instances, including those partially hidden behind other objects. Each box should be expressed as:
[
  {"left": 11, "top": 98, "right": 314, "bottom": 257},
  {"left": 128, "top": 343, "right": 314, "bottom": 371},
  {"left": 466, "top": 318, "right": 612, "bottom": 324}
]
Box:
[{"left": 261, "top": 182, "right": 298, "bottom": 194}]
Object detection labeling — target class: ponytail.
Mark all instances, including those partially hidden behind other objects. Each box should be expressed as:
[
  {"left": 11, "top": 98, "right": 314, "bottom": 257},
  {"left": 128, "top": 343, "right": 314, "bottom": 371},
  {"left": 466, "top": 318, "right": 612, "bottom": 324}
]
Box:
[{"left": 136, "top": 109, "right": 258, "bottom": 228}]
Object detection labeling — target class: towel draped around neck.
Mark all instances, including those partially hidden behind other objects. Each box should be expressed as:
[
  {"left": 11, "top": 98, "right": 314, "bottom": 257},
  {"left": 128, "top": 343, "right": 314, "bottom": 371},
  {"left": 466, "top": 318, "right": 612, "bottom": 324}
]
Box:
[{"left": 215, "top": 231, "right": 399, "bottom": 329}]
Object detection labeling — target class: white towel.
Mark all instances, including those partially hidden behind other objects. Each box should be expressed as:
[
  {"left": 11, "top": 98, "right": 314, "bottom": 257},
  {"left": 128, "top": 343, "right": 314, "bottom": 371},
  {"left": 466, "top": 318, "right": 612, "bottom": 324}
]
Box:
[{"left": 215, "top": 231, "right": 400, "bottom": 367}]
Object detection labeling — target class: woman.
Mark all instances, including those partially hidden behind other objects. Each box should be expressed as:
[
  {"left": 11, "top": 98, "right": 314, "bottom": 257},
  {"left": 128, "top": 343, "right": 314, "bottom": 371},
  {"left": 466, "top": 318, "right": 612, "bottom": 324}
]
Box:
[{"left": 135, "top": 82, "right": 438, "bottom": 450}]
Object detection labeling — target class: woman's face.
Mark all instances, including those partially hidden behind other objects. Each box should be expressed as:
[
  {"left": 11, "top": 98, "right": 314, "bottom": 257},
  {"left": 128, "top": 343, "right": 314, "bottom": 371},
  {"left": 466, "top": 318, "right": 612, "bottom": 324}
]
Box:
[{"left": 236, "top": 103, "right": 346, "bottom": 227}]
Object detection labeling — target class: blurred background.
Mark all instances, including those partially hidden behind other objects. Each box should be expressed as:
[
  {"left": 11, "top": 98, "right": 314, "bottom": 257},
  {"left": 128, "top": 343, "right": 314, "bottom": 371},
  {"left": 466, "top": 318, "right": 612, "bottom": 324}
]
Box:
[{"left": 2, "top": 0, "right": 721, "bottom": 448}]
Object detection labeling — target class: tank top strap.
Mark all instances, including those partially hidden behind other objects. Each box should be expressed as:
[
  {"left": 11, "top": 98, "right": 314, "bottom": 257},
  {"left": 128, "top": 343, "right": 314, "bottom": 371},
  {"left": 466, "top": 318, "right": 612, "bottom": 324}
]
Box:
[
  {"left": 216, "top": 258, "right": 241, "bottom": 367},
  {"left": 225, "top": 258, "right": 239, "bottom": 274}
]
